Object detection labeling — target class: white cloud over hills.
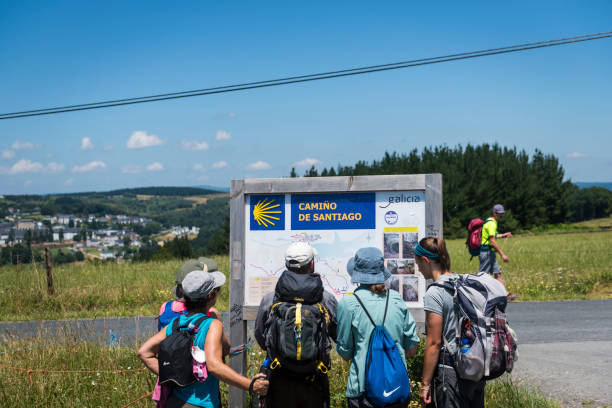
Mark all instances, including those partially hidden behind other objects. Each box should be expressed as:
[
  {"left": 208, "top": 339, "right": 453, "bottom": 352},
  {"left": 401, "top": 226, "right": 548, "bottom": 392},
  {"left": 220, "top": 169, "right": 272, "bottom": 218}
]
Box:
[
  {"left": 294, "top": 158, "right": 320, "bottom": 167},
  {"left": 181, "top": 140, "right": 210, "bottom": 151},
  {"left": 12, "top": 140, "right": 41, "bottom": 150},
  {"left": 73, "top": 161, "right": 106, "bottom": 173},
  {"left": 0, "top": 159, "right": 64, "bottom": 175},
  {"left": 127, "top": 131, "right": 164, "bottom": 149},
  {"left": 247, "top": 161, "right": 271, "bottom": 170},
  {"left": 146, "top": 162, "right": 164, "bottom": 171}
]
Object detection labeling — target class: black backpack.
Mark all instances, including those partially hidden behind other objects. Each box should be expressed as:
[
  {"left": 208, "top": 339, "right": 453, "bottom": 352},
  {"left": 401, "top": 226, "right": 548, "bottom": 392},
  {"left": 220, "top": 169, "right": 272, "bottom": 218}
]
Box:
[
  {"left": 264, "top": 271, "right": 330, "bottom": 376},
  {"left": 158, "top": 315, "right": 208, "bottom": 387}
]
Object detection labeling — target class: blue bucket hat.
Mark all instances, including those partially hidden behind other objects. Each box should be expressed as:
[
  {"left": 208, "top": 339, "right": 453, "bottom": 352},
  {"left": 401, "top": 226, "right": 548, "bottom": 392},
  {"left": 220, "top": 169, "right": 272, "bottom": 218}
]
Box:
[{"left": 347, "top": 247, "right": 391, "bottom": 284}]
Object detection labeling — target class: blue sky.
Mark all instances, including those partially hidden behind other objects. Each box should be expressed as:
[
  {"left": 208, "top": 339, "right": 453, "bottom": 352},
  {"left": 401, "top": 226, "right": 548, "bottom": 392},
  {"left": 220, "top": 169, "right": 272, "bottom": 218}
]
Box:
[{"left": 1, "top": 1, "right": 611, "bottom": 195}]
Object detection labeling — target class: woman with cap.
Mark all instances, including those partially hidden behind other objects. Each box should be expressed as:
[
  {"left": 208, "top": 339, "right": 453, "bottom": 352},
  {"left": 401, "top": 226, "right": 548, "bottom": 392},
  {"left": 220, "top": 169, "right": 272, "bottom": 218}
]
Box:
[
  {"left": 336, "top": 247, "right": 419, "bottom": 408},
  {"left": 158, "top": 257, "right": 222, "bottom": 331},
  {"left": 416, "top": 237, "right": 485, "bottom": 408},
  {"left": 139, "top": 270, "right": 268, "bottom": 408}
]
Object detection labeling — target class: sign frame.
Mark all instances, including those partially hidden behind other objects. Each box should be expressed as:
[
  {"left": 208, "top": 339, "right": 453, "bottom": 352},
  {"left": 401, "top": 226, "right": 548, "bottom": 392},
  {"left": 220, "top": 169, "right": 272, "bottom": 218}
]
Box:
[{"left": 228, "top": 174, "right": 442, "bottom": 407}]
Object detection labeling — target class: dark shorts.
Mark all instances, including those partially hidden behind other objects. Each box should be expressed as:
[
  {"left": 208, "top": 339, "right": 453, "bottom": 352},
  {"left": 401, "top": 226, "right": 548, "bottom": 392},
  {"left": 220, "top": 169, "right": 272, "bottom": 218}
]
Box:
[
  {"left": 432, "top": 360, "right": 485, "bottom": 408},
  {"left": 347, "top": 395, "right": 408, "bottom": 408},
  {"left": 478, "top": 249, "right": 502, "bottom": 275},
  {"left": 165, "top": 393, "right": 202, "bottom": 408},
  {"left": 264, "top": 370, "right": 329, "bottom": 408}
]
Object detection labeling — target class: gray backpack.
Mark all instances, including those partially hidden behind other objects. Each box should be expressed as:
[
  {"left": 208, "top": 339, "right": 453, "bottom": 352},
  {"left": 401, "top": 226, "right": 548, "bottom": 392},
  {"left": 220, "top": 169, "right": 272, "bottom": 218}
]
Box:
[{"left": 431, "top": 272, "right": 518, "bottom": 381}]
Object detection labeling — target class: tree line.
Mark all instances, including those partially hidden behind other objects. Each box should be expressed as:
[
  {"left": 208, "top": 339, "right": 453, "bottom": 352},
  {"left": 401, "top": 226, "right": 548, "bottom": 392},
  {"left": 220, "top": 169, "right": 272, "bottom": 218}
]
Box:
[{"left": 291, "top": 143, "right": 611, "bottom": 237}]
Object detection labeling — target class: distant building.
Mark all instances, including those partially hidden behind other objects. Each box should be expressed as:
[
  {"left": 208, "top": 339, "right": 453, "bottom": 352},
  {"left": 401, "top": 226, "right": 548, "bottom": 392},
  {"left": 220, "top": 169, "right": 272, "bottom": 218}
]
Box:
[{"left": 15, "top": 219, "right": 35, "bottom": 230}]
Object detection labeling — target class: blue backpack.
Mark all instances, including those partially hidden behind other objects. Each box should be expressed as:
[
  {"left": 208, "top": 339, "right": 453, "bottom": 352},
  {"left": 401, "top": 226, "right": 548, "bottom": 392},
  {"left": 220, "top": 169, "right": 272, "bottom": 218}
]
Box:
[{"left": 354, "top": 291, "right": 411, "bottom": 407}]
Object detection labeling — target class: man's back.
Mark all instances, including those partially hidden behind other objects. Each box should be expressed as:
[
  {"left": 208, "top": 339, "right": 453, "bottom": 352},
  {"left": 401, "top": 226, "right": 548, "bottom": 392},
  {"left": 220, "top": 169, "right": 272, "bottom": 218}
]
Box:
[{"left": 254, "top": 269, "right": 338, "bottom": 408}]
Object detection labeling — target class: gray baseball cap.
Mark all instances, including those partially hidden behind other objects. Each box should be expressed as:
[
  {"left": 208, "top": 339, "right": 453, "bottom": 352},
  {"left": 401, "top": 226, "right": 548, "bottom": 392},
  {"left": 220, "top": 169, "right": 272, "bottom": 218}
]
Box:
[
  {"left": 493, "top": 204, "right": 505, "bottom": 214},
  {"left": 181, "top": 270, "right": 226, "bottom": 301},
  {"left": 173, "top": 257, "right": 219, "bottom": 300}
]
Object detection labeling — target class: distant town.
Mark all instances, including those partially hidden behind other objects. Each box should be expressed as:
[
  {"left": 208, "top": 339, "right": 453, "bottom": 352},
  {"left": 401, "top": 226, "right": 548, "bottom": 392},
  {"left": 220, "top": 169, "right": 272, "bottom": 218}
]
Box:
[{"left": 0, "top": 206, "right": 200, "bottom": 262}]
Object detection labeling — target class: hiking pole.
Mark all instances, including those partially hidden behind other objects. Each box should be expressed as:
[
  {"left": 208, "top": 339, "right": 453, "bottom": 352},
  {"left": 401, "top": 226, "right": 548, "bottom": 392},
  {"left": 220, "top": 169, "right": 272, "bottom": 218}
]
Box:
[{"left": 258, "top": 357, "right": 271, "bottom": 408}]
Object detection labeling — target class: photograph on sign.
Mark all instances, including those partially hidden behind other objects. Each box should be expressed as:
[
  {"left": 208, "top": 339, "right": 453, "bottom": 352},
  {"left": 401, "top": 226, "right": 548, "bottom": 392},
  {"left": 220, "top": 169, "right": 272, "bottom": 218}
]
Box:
[{"left": 244, "top": 191, "right": 426, "bottom": 307}]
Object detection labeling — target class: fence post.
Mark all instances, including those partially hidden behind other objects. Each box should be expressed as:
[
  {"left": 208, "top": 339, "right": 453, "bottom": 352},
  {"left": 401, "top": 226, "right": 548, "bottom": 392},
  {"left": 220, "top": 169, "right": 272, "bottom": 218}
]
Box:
[{"left": 45, "top": 247, "right": 54, "bottom": 295}]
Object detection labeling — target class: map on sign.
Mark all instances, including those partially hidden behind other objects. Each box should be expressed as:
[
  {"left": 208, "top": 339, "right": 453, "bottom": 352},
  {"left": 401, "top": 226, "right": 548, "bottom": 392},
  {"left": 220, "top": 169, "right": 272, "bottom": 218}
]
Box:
[{"left": 244, "top": 192, "right": 427, "bottom": 307}]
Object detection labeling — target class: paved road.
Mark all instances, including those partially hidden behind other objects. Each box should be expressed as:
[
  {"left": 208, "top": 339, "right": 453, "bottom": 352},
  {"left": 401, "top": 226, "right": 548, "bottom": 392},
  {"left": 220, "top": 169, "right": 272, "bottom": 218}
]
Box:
[
  {"left": 505, "top": 300, "right": 612, "bottom": 408},
  {"left": 2, "top": 300, "right": 611, "bottom": 407}
]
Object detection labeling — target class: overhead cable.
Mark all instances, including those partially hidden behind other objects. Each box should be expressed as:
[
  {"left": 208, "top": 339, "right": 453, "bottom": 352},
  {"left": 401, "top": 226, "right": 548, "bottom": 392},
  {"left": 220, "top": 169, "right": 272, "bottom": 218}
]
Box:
[{"left": 1, "top": 30, "right": 611, "bottom": 120}]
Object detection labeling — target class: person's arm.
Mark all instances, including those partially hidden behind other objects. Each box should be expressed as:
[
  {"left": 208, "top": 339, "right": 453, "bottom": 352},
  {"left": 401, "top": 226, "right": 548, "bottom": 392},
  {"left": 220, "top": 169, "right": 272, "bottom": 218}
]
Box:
[
  {"left": 496, "top": 232, "right": 512, "bottom": 239},
  {"left": 335, "top": 299, "right": 354, "bottom": 362},
  {"left": 137, "top": 328, "right": 167, "bottom": 375},
  {"left": 400, "top": 299, "right": 420, "bottom": 358},
  {"left": 254, "top": 294, "right": 272, "bottom": 349},
  {"left": 323, "top": 292, "right": 338, "bottom": 342},
  {"left": 205, "top": 319, "right": 269, "bottom": 395},
  {"left": 207, "top": 306, "right": 231, "bottom": 357},
  {"left": 489, "top": 236, "right": 509, "bottom": 262},
  {"left": 421, "top": 311, "right": 443, "bottom": 405}
]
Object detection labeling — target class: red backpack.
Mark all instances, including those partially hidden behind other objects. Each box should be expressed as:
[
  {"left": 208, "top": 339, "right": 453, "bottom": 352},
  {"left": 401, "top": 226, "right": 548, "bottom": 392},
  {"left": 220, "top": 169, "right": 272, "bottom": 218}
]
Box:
[{"left": 466, "top": 218, "right": 493, "bottom": 257}]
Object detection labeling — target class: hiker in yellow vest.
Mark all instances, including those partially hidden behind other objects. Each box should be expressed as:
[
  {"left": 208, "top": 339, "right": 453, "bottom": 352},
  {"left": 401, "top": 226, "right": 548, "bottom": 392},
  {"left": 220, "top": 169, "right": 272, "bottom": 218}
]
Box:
[{"left": 479, "top": 204, "right": 517, "bottom": 299}]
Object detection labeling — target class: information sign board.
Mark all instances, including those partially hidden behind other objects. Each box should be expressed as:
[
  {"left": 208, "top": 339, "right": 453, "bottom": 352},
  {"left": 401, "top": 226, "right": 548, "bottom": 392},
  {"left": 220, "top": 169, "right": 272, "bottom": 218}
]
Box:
[{"left": 244, "top": 191, "right": 427, "bottom": 308}]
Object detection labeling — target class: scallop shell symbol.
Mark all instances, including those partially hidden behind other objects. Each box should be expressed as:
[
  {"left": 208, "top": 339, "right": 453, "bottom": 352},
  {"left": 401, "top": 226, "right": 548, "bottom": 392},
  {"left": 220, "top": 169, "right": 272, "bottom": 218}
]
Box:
[{"left": 252, "top": 198, "right": 282, "bottom": 227}]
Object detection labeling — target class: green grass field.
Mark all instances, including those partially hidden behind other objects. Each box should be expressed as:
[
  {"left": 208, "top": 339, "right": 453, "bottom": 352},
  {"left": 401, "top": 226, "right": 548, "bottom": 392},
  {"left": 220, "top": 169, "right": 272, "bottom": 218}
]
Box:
[
  {"left": 0, "top": 257, "right": 229, "bottom": 321},
  {"left": 447, "top": 230, "right": 612, "bottom": 300},
  {"left": 0, "top": 338, "right": 559, "bottom": 408},
  {"left": 1, "top": 230, "right": 611, "bottom": 321}
]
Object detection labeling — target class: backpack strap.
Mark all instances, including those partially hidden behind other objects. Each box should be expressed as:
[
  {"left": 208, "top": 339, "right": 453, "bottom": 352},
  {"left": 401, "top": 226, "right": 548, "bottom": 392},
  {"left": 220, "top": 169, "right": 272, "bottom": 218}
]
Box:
[
  {"left": 175, "top": 315, "right": 209, "bottom": 332},
  {"left": 192, "top": 315, "right": 209, "bottom": 331},
  {"left": 353, "top": 290, "right": 389, "bottom": 327},
  {"left": 353, "top": 292, "right": 376, "bottom": 327},
  {"left": 382, "top": 291, "right": 390, "bottom": 326}
]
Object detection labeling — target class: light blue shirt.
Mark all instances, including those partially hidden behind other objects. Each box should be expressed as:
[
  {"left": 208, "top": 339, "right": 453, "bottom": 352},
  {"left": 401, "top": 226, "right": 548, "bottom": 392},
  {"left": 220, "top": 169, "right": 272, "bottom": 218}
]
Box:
[
  {"left": 336, "top": 288, "right": 420, "bottom": 398},
  {"left": 166, "top": 314, "right": 220, "bottom": 408}
]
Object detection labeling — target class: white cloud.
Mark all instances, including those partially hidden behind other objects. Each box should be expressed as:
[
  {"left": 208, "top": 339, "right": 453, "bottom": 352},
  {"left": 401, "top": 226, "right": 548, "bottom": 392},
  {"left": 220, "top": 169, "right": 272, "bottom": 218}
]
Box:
[
  {"left": 247, "top": 161, "right": 271, "bottom": 170},
  {"left": 216, "top": 130, "right": 231, "bottom": 141},
  {"left": 181, "top": 140, "right": 210, "bottom": 151},
  {"left": 0, "top": 160, "right": 65, "bottom": 175},
  {"left": 7, "top": 159, "right": 43, "bottom": 174},
  {"left": 2, "top": 149, "right": 15, "bottom": 159},
  {"left": 293, "top": 158, "right": 320, "bottom": 167},
  {"left": 193, "top": 164, "right": 204, "bottom": 171},
  {"left": 81, "top": 137, "right": 94, "bottom": 150},
  {"left": 121, "top": 165, "right": 141, "bottom": 174},
  {"left": 215, "top": 112, "right": 237, "bottom": 119},
  {"left": 65, "top": 178, "right": 74, "bottom": 186},
  {"left": 567, "top": 152, "right": 588, "bottom": 159},
  {"left": 73, "top": 160, "right": 106, "bottom": 173},
  {"left": 212, "top": 160, "right": 228, "bottom": 169},
  {"left": 12, "top": 140, "right": 41, "bottom": 150},
  {"left": 46, "top": 162, "right": 65, "bottom": 173},
  {"left": 126, "top": 130, "right": 164, "bottom": 149},
  {"left": 146, "top": 162, "right": 164, "bottom": 171}
]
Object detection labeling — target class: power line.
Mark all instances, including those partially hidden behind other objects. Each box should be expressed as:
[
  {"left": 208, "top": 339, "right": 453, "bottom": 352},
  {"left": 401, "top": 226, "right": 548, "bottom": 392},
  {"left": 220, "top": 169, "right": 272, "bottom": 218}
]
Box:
[{"left": 1, "top": 31, "right": 611, "bottom": 120}]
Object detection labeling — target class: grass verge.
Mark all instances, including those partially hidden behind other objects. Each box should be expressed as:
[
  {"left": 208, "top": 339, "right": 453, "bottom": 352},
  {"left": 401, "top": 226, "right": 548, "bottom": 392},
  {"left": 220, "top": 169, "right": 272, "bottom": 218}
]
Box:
[{"left": 0, "top": 337, "right": 559, "bottom": 408}]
